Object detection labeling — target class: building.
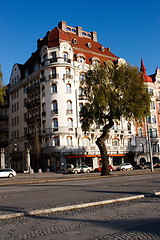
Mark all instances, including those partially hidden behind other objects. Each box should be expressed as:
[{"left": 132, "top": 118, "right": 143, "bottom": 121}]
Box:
[
  {"left": 133, "top": 58, "right": 160, "bottom": 166},
  {"left": 2, "top": 21, "right": 159, "bottom": 172}
]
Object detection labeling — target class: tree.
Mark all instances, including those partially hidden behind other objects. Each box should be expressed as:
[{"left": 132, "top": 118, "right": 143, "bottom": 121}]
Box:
[
  {"left": 80, "top": 61, "right": 151, "bottom": 176},
  {"left": 0, "top": 65, "right": 6, "bottom": 105}
]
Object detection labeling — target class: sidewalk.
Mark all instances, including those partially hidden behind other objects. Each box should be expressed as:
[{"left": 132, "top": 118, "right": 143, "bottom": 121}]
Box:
[{"left": 0, "top": 168, "right": 159, "bottom": 186}]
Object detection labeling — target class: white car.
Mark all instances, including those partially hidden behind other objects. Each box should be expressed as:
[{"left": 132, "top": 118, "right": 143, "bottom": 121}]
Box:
[
  {"left": 117, "top": 163, "right": 133, "bottom": 171},
  {"left": 0, "top": 168, "right": 16, "bottom": 178},
  {"left": 68, "top": 165, "right": 92, "bottom": 174}
]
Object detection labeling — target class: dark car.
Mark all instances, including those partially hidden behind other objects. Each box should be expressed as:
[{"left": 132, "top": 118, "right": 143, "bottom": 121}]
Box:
[{"left": 142, "top": 162, "right": 151, "bottom": 169}]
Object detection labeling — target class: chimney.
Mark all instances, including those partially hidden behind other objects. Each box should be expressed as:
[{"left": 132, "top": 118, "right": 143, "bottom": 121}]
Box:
[
  {"left": 76, "top": 26, "right": 83, "bottom": 37},
  {"left": 107, "top": 47, "right": 111, "bottom": 51},
  {"left": 91, "top": 31, "right": 97, "bottom": 42},
  {"left": 58, "top": 21, "right": 67, "bottom": 32},
  {"left": 37, "top": 38, "right": 42, "bottom": 49}
]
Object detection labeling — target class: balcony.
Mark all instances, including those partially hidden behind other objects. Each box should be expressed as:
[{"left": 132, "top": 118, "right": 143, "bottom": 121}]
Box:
[
  {"left": 63, "top": 74, "right": 73, "bottom": 79},
  {"left": 51, "top": 110, "right": 58, "bottom": 115},
  {"left": 66, "top": 109, "right": 73, "bottom": 115},
  {"left": 78, "top": 94, "right": 87, "bottom": 100},
  {"left": 26, "top": 82, "right": 40, "bottom": 93},
  {"left": 49, "top": 74, "right": 59, "bottom": 79},
  {"left": 41, "top": 57, "right": 72, "bottom": 67}
]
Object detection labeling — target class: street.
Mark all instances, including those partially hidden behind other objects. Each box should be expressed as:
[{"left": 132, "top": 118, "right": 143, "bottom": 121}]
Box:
[{"left": 0, "top": 171, "right": 160, "bottom": 239}]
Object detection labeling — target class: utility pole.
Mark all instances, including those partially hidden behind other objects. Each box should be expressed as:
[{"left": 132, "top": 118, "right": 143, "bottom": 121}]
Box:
[{"left": 147, "top": 121, "right": 154, "bottom": 172}]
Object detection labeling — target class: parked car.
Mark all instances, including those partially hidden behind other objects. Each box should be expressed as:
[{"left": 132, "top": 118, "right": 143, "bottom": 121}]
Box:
[
  {"left": 68, "top": 165, "right": 92, "bottom": 174},
  {"left": 142, "top": 162, "right": 151, "bottom": 169},
  {"left": 0, "top": 168, "right": 16, "bottom": 178},
  {"left": 94, "top": 165, "right": 113, "bottom": 172},
  {"left": 117, "top": 163, "right": 133, "bottom": 171}
]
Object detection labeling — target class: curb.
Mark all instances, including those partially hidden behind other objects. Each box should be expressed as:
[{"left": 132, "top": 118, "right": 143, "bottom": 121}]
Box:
[{"left": 1, "top": 192, "right": 160, "bottom": 220}]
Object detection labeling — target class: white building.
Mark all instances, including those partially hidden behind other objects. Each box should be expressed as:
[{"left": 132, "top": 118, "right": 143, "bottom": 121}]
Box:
[{"left": 6, "top": 21, "right": 140, "bottom": 172}]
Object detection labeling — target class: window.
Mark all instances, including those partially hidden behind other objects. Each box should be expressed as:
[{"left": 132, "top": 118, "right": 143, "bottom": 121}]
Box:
[
  {"left": 138, "top": 128, "right": 143, "bottom": 137},
  {"left": 112, "top": 138, "right": 119, "bottom": 146},
  {"left": 92, "top": 60, "right": 99, "bottom": 66},
  {"left": 152, "top": 115, "right": 156, "bottom": 123},
  {"left": 53, "top": 118, "right": 58, "bottom": 129},
  {"left": 52, "top": 100, "right": 58, "bottom": 114},
  {"left": 42, "top": 103, "right": 46, "bottom": 113},
  {"left": 149, "top": 89, "right": 153, "bottom": 95},
  {"left": 68, "top": 118, "right": 73, "bottom": 130},
  {"left": 151, "top": 101, "right": 155, "bottom": 109},
  {"left": 53, "top": 136, "right": 60, "bottom": 146},
  {"left": 66, "top": 68, "right": 70, "bottom": 76},
  {"left": 67, "top": 136, "right": 72, "bottom": 146},
  {"left": 34, "top": 63, "right": 39, "bottom": 71},
  {"left": 79, "top": 103, "right": 83, "bottom": 112},
  {"left": 51, "top": 52, "right": 57, "bottom": 59},
  {"left": 139, "top": 143, "right": 144, "bottom": 153},
  {"left": 82, "top": 137, "right": 90, "bottom": 147},
  {"left": 66, "top": 83, "right": 71, "bottom": 93},
  {"left": 147, "top": 116, "right": 151, "bottom": 123},
  {"left": 63, "top": 52, "right": 68, "bottom": 61},
  {"left": 24, "top": 127, "right": 27, "bottom": 136},
  {"left": 128, "top": 122, "right": 131, "bottom": 131},
  {"left": 52, "top": 83, "right": 57, "bottom": 93},
  {"left": 79, "top": 72, "right": 85, "bottom": 81},
  {"left": 152, "top": 128, "right": 157, "bottom": 138},
  {"left": 42, "top": 86, "right": 45, "bottom": 96},
  {"left": 78, "top": 56, "right": 85, "bottom": 63},
  {"left": 42, "top": 120, "right": 46, "bottom": 130},
  {"left": 67, "top": 100, "right": 72, "bottom": 110},
  {"left": 114, "top": 121, "right": 118, "bottom": 131}
]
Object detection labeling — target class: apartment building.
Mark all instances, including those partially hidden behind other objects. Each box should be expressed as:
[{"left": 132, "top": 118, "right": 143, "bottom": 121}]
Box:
[{"left": 2, "top": 21, "right": 158, "bottom": 172}]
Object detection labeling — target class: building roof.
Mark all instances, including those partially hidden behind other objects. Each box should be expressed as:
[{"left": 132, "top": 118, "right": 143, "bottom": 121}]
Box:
[
  {"left": 48, "top": 26, "right": 118, "bottom": 63},
  {"left": 140, "top": 58, "right": 153, "bottom": 83}
]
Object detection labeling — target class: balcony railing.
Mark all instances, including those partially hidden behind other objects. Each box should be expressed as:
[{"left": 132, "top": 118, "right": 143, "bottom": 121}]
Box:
[
  {"left": 49, "top": 74, "right": 59, "bottom": 79},
  {"left": 63, "top": 74, "right": 73, "bottom": 79},
  {"left": 41, "top": 57, "right": 71, "bottom": 67},
  {"left": 51, "top": 110, "right": 58, "bottom": 114},
  {"left": 66, "top": 109, "right": 73, "bottom": 115},
  {"left": 26, "top": 82, "right": 40, "bottom": 93}
]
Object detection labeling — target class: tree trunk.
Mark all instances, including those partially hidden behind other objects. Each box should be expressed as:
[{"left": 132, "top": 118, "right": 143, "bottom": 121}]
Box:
[{"left": 96, "top": 116, "right": 114, "bottom": 176}]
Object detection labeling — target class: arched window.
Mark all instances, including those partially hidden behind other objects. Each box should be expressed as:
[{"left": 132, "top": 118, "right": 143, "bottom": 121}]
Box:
[
  {"left": 53, "top": 118, "right": 58, "bottom": 130},
  {"left": 52, "top": 83, "right": 57, "bottom": 93},
  {"left": 67, "top": 136, "right": 72, "bottom": 146},
  {"left": 63, "top": 52, "right": 68, "bottom": 62},
  {"left": 68, "top": 118, "right": 73, "bottom": 131},
  {"left": 42, "top": 120, "right": 46, "bottom": 130},
  {"left": 52, "top": 100, "right": 58, "bottom": 114},
  {"left": 66, "top": 83, "right": 71, "bottom": 93},
  {"left": 82, "top": 137, "right": 90, "bottom": 147},
  {"left": 42, "top": 102, "right": 46, "bottom": 113},
  {"left": 79, "top": 72, "right": 85, "bottom": 81},
  {"left": 67, "top": 100, "right": 72, "bottom": 114},
  {"left": 112, "top": 138, "right": 119, "bottom": 146},
  {"left": 66, "top": 67, "right": 70, "bottom": 76},
  {"left": 128, "top": 122, "right": 131, "bottom": 131},
  {"left": 78, "top": 56, "right": 85, "bottom": 63},
  {"left": 140, "top": 143, "right": 144, "bottom": 153},
  {"left": 79, "top": 103, "right": 83, "bottom": 112},
  {"left": 42, "top": 86, "right": 45, "bottom": 96},
  {"left": 53, "top": 136, "right": 60, "bottom": 146},
  {"left": 138, "top": 128, "right": 143, "bottom": 137}
]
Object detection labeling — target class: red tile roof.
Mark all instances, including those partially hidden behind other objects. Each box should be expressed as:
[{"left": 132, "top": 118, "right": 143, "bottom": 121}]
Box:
[
  {"left": 48, "top": 27, "right": 118, "bottom": 63},
  {"left": 140, "top": 58, "right": 153, "bottom": 83}
]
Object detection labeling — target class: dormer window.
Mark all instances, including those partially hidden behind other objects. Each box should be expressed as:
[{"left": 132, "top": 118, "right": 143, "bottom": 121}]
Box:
[
  {"left": 87, "top": 42, "right": 91, "bottom": 48},
  {"left": 78, "top": 56, "right": 85, "bottom": 63},
  {"left": 72, "top": 38, "right": 77, "bottom": 44},
  {"left": 100, "top": 46, "right": 105, "bottom": 52}
]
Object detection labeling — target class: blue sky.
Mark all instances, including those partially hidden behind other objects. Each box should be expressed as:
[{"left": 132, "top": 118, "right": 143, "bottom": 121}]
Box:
[{"left": 0, "top": 0, "right": 160, "bottom": 85}]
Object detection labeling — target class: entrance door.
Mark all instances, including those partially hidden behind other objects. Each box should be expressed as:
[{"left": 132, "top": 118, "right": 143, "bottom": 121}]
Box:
[{"left": 56, "top": 157, "right": 61, "bottom": 171}]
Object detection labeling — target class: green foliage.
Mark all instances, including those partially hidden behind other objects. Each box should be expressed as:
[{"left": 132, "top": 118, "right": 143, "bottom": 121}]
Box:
[
  {"left": 0, "top": 65, "right": 6, "bottom": 105},
  {"left": 80, "top": 61, "right": 151, "bottom": 132}
]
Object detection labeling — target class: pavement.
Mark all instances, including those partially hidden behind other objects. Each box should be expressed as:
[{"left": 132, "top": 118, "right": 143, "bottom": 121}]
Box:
[{"left": 0, "top": 168, "right": 160, "bottom": 220}]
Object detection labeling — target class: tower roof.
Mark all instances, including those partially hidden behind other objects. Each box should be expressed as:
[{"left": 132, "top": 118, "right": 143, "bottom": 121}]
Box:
[{"left": 140, "top": 58, "right": 153, "bottom": 83}]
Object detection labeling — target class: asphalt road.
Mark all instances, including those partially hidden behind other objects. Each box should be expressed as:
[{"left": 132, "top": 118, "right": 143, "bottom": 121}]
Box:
[{"left": 0, "top": 170, "right": 160, "bottom": 239}]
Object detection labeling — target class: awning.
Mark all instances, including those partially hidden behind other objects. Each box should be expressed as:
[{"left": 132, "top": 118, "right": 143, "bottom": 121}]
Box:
[{"left": 66, "top": 154, "right": 125, "bottom": 159}]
